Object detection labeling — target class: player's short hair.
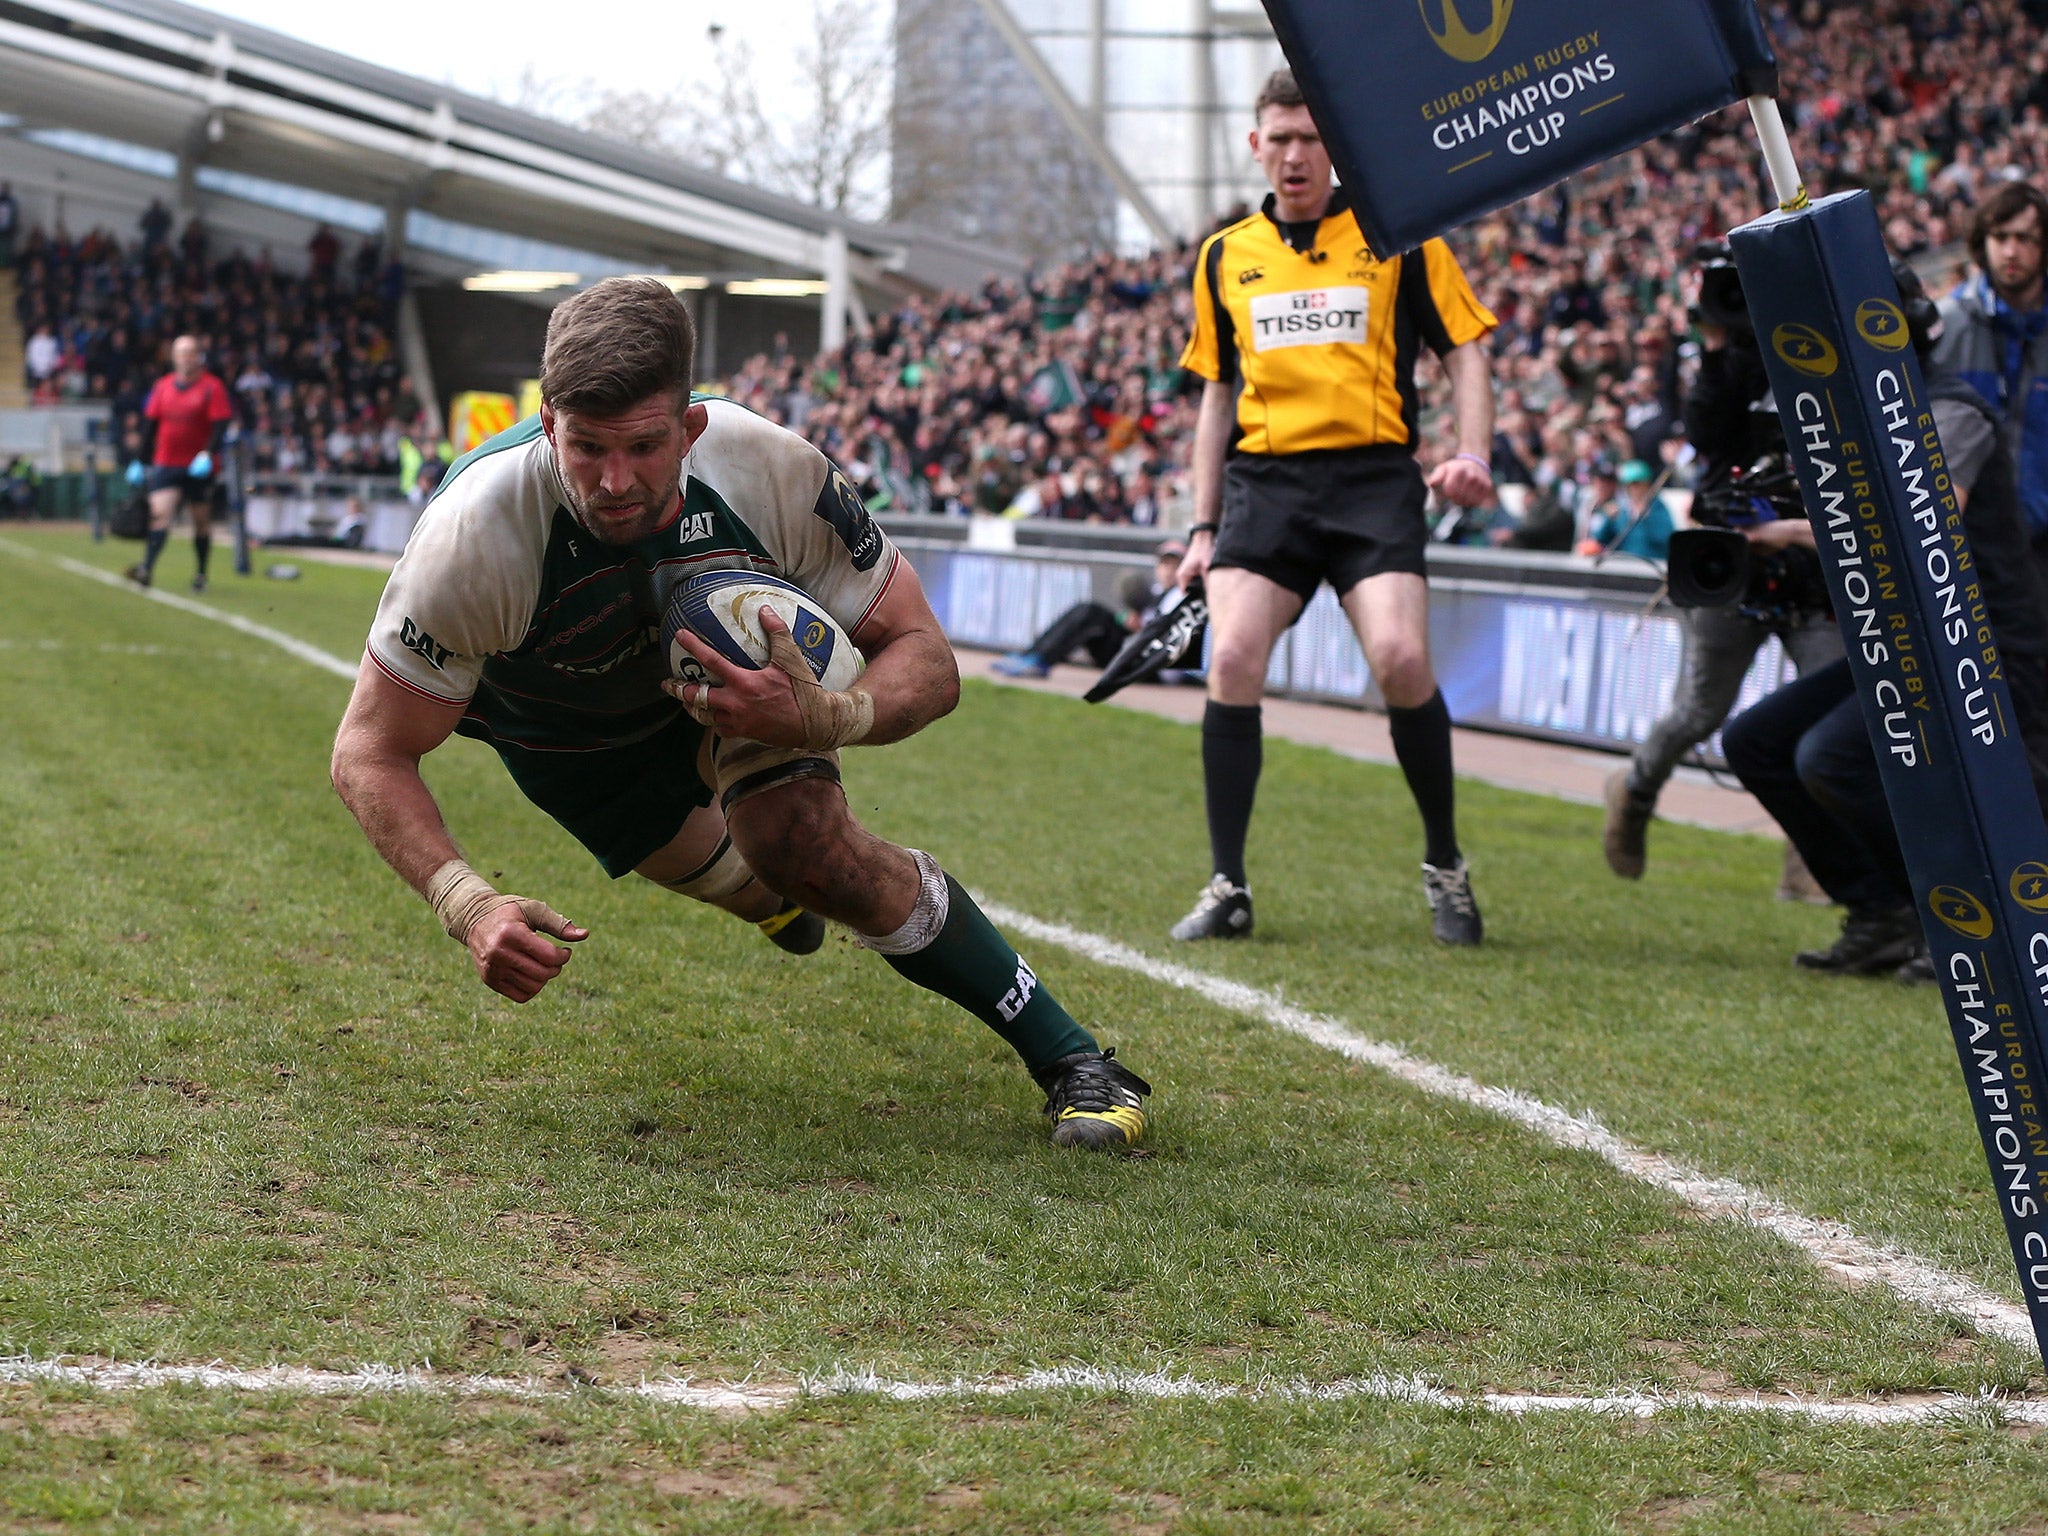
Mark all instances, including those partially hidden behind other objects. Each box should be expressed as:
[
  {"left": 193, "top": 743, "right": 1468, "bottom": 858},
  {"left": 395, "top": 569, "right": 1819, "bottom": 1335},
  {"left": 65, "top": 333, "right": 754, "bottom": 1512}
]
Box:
[
  {"left": 542, "top": 276, "right": 696, "bottom": 417},
  {"left": 1966, "top": 180, "right": 2048, "bottom": 268},
  {"left": 1254, "top": 68, "right": 1307, "bottom": 120}
]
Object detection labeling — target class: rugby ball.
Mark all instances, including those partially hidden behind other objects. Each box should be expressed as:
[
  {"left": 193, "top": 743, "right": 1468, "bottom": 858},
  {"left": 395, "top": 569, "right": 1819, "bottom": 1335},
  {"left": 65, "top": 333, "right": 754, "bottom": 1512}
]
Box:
[{"left": 664, "top": 570, "right": 865, "bottom": 692}]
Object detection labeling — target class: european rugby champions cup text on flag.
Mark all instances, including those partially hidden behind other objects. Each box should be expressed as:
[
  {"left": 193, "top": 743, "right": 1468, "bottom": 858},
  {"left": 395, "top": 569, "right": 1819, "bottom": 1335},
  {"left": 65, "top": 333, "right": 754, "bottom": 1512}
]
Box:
[{"left": 1258, "top": 0, "right": 2048, "bottom": 1366}]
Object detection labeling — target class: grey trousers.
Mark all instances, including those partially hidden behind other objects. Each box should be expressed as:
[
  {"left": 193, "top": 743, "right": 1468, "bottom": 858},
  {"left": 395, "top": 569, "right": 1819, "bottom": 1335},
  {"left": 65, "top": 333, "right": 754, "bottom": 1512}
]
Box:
[{"left": 1629, "top": 604, "right": 1844, "bottom": 796}]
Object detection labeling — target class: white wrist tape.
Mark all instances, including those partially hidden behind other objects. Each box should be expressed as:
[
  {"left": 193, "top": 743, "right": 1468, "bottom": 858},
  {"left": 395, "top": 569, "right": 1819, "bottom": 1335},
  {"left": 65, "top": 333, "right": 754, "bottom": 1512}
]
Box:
[
  {"left": 765, "top": 624, "right": 876, "bottom": 750},
  {"left": 803, "top": 685, "right": 876, "bottom": 751},
  {"left": 425, "top": 858, "right": 515, "bottom": 943}
]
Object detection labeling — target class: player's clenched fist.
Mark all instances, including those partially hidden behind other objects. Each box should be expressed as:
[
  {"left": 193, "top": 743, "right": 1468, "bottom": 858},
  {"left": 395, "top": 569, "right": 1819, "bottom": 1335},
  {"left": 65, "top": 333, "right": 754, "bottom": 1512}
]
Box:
[
  {"left": 465, "top": 899, "right": 585, "bottom": 1001},
  {"left": 427, "top": 859, "right": 588, "bottom": 1002}
]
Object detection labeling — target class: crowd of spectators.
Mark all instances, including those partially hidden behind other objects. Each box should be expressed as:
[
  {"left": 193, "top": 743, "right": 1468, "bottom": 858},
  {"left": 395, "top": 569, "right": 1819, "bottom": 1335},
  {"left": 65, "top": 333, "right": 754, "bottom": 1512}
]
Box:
[
  {"left": 721, "top": 249, "right": 1193, "bottom": 526},
  {"left": 8, "top": 0, "right": 2048, "bottom": 528},
  {"left": 13, "top": 204, "right": 418, "bottom": 477},
  {"left": 1441, "top": 0, "right": 2048, "bottom": 549},
  {"left": 720, "top": 0, "right": 2048, "bottom": 545}
]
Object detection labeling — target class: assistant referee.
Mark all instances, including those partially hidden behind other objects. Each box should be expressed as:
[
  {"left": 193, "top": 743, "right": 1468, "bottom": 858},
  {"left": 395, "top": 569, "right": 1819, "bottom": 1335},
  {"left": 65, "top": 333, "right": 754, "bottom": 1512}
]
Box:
[{"left": 1171, "top": 69, "right": 1499, "bottom": 947}]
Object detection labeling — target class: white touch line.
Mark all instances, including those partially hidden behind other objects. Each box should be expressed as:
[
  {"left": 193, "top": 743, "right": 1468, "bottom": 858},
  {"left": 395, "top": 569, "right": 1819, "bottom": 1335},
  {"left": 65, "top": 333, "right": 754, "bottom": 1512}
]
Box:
[
  {"left": 979, "top": 900, "right": 2042, "bottom": 1356},
  {"left": 0, "top": 536, "right": 359, "bottom": 681},
  {"left": 4, "top": 534, "right": 2032, "bottom": 1361},
  {"left": 0, "top": 638, "right": 240, "bottom": 659},
  {"left": 3, "top": 1357, "right": 2042, "bottom": 1426}
]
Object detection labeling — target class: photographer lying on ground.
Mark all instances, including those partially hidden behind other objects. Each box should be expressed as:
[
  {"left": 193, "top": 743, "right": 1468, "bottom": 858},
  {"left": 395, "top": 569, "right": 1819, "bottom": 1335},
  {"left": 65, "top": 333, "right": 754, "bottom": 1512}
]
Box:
[
  {"left": 990, "top": 538, "right": 1188, "bottom": 679},
  {"left": 1721, "top": 260, "right": 2048, "bottom": 981}
]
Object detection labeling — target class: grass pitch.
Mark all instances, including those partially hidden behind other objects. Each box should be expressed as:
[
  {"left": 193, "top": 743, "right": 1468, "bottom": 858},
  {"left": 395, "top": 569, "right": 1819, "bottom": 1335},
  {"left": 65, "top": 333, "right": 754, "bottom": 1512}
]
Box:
[{"left": 4, "top": 523, "right": 2048, "bottom": 1531}]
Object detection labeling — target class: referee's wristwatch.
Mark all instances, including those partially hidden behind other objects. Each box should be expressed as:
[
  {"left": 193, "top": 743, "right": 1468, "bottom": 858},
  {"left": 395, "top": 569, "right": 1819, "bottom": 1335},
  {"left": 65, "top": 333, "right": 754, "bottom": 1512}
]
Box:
[{"left": 1189, "top": 521, "right": 1220, "bottom": 537}]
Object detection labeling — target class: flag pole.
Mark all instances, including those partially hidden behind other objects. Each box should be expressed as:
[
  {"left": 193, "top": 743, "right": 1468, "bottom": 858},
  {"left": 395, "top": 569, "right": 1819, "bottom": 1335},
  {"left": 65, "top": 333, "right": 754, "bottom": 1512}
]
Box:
[{"left": 1746, "top": 95, "right": 1810, "bottom": 212}]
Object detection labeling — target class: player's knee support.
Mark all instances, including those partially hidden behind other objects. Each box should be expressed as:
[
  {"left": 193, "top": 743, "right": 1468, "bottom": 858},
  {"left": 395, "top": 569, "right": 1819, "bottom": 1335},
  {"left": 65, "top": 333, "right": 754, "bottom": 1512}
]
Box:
[{"left": 653, "top": 834, "right": 756, "bottom": 902}]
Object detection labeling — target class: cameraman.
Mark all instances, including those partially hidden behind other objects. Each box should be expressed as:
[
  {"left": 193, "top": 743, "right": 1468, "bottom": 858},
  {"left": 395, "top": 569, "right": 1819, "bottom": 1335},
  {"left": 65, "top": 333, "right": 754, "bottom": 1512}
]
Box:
[
  {"left": 991, "top": 538, "right": 1187, "bottom": 679},
  {"left": 1601, "top": 244, "right": 1843, "bottom": 880},
  {"left": 1721, "top": 260, "right": 2048, "bottom": 979}
]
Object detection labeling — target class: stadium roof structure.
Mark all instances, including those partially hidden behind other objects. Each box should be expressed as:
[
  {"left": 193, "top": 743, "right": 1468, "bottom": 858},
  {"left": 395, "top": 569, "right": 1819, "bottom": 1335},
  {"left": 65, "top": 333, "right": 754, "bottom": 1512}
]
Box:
[{"left": 0, "top": 0, "right": 1025, "bottom": 339}]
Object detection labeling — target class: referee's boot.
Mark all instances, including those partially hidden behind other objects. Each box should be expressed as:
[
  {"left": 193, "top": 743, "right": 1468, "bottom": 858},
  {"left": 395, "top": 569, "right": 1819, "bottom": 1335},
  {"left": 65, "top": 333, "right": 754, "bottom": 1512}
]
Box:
[
  {"left": 755, "top": 901, "right": 826, "bottom": 955},
  {"left": 1422, "top": 859, "right": 1484, "bottom": 947},
  {"left": 1039, "top": 1047, "right": 1151, "bottom": 1150},
  {"left": 1169, "top": 874, "right": 1253, "bottom": 942}
]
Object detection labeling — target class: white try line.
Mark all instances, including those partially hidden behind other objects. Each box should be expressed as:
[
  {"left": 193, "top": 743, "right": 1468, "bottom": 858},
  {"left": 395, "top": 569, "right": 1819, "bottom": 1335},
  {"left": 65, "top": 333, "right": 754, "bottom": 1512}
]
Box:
[
  {"left": 3, "top": 534, "right": 2036, "bottom": 1358},
  {"left": 0, "top": 537, "right": 359, "bottom": 681},
  {"left": 3, "top": 1356, "right": 2043, "bottom": 1427},
  {"left": 978, "top": 900, "right": 2042, "bottom": 1357}
]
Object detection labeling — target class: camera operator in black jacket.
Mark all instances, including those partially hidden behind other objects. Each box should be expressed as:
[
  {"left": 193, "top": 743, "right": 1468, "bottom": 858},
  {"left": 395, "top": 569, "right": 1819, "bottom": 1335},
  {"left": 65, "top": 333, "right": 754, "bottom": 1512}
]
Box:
[
  {"left": 1721, "top": 259, "right": 2048, "bottom": 980},
  {"left": 1601, "top": 244, "right": 1845, "bottom": 882}
]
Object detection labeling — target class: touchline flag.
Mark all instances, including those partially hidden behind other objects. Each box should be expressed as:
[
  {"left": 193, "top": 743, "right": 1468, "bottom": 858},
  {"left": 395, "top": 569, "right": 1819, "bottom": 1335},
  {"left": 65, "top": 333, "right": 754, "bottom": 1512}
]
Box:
[
  {"left": 1260, "top": 0, "right": 1778, "bottom": 256},
  {"left": 1731, "top": 196, "right": 2048, "bottom": 1363}
]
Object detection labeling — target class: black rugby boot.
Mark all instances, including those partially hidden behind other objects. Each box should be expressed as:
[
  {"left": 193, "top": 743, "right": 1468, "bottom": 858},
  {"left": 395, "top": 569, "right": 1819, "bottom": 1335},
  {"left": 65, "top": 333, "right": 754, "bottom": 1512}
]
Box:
[{"left": 1039, "top": 1047, "right": 1152, "bottom": 1150}]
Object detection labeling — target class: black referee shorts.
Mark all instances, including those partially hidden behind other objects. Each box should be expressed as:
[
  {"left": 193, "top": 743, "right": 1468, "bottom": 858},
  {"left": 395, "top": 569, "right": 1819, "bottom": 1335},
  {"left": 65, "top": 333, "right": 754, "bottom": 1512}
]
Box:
[{"left": 1213, "top": 444, "right": 1428, "bottom": 602}]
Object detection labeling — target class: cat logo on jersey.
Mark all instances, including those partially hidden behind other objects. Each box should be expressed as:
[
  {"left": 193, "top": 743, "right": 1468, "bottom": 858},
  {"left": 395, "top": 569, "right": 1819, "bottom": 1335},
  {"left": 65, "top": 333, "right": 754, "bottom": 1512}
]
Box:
[
  {"left": 1929, "top": 884, "right": 1994, "bottom": 939},
  {"left": 399, "top": 617, "right": 451, "bottom": 671}
]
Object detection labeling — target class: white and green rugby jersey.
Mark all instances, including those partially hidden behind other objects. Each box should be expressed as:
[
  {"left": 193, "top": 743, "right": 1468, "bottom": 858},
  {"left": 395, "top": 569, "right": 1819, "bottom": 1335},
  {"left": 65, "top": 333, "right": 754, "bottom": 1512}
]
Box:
[{"left": 366, "top": 399, "right": 900, "bottom": 751}]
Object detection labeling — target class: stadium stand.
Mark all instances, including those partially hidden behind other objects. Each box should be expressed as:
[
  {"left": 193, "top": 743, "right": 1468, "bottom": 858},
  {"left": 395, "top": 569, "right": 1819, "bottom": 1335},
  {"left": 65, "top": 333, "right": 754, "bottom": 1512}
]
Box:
[
  {"left": 722, "top": 249, "right": 1192, "bottom": 524},
  {"left": 0, "top": 0, "right": 1023, "bottom": 514},
  {"left": 12, "top": 215, "right": 415, "bottom": 474},
  {"left": 8, "top": 0, "right": 2044, "bottom": 540}
]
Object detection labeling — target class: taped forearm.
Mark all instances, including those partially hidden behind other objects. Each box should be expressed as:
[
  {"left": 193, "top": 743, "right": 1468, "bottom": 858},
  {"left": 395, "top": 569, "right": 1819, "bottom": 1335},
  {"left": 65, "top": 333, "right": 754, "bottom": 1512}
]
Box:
[
  {"left": 795, "top": 683, "right": 875, "bottom": 750},
  {"left": 423, "top": 858, "right": 580, "bottom": 956},
  {"left": 425, "top": 859, "right": 517, "bottom": 942},
  {"left": 763, "top": 625, "right": 879, "bottom": 748}
]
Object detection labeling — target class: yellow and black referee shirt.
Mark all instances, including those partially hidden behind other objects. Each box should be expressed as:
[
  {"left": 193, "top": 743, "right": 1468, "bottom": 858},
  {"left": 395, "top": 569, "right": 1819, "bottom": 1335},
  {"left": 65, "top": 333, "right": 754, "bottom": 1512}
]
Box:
[{"left": 1180, "top": 190, "right": 1496, "bottom": 457}]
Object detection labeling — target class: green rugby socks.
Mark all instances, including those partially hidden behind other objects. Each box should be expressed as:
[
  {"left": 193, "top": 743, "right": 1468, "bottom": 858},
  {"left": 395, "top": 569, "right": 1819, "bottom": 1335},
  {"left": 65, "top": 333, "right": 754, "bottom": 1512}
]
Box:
[{"left": 866, "top": 852, "right": 1096, "bottom": 1076}]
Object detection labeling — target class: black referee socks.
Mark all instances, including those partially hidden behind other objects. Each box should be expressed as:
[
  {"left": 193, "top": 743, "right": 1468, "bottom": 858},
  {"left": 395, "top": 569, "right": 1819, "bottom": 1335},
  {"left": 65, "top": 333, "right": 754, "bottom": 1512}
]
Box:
[
  {"left": 1388, "top": 690, "right": 1461, "bottom": 868},
  {"left": 1202, "top": 701, "right": 1263, "bottom": 887}
]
